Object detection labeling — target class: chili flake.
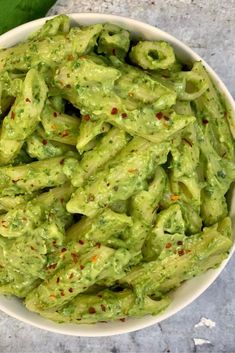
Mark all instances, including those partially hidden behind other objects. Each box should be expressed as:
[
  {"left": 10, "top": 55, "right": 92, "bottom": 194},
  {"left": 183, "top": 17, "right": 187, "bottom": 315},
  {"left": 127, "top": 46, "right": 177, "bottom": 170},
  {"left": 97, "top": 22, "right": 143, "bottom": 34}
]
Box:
[
  {"left": 68, "top": 287, "right": 74, "bottom": 293},
  {"left": 88, "top": 307, "right": 96, "bottom": 314},
  {"left": 177, "top": 241, "right": 183, "bottom": 246},
  {"left": 53, "top": 112, "right": 58, "bottom": 117},
  {"left": 47, "top": 263, "right": 57, "bottom": 270},
  {"left": 56, "top": 277, "right": 60, "bottom": 284},
  {"left": 60, "top": 159, "right": 65, "bottom": 165},
  {"left": 71, "top": 252, "right": 78, "bottom": 263},
  {"left": 121, "top": 113, "right": 128, "bottom": 119},
  {"left": 61, "top": 247, "right": 67, "bottom": 253},
  {"left": 120, "top": 318, "right": 126, "bottom": 322},
  {"left": 69, "top": 273, "right": 74, "bottom": 279},
  {"left": 170, "top": 195, "right": 180, "bottom": 201},
  {"left": 60, "top": 290, "right": 65, "bottom": 297},
  {"left": 96, "top": 242, "right": 101, "bottom": 248},
  {"left": 202, "top": 119, "right": 209, "bottom": 125},
  {"left": 165, "top": 242, "right": 172, "bottom": 249},
  {"left": 11, "top": 111, "right": 15, "bottom": 120},
  {"left": 42, "top": 139, "right": 48, "bottom": 145},
  {"left": 25, "top": 98, "right": 31, "bottom": 103},
  {"left": 80, "top": 265, "right": 85, "bottom": 270},
  {"left": 112, "top": 48, "right": 116, "bottom": 56},
  {"left": 79, "top": 239, "right": 84, "bottom": 245},
  {"left": 92, "top": 255, "right": 97, "bottom": 263},
  {"left": 111, "top": 107, "right": 118, "bottom": 115},
  {"left": 61, "top": 130, "right": 69, "bottom": 137},
  {"left": 156, "top": 112, "right": 163, "bottom": 120},
  {"left": 83, "top": 114, "right": 90, "bottom": 121},
  {"left": 178, "top": 249, "right": 185, "bottom": 256}
]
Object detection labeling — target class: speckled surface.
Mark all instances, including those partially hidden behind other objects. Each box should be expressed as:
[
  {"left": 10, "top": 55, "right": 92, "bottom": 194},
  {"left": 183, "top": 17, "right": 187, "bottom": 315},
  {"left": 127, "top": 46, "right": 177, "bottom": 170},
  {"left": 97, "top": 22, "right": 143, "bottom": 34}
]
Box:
[{"left": 1, "top": 1, "right": 235, "bottom": 352}]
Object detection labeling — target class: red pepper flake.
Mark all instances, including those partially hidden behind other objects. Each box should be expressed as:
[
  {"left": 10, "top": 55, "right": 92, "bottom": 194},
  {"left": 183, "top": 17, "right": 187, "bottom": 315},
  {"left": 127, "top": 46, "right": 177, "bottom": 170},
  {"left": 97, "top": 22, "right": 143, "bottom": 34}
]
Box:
[
  {"left": 53, "top": 112, "right": 58, "bottom": 117},
  {"left": 101, "top": 304, "right": 106, "bottom": 312},
  {"left": 182, "top": 138, "right": 193, "bottom": 147},
  {"left": 156, "top": 112, "right": 163, "bottom": 120},
  {"left": 164, "top": 116, "right": 170, "bottom": 121},
  {"left": 83, "top": 114, "right": 90, "bottom": 121},
  {"left": 61, "top": 247, "right": 67, "bottom": 253},
  {"left": 120, "top": 318, "right": 126, "bottom": 322},
  {"left": 69, "top": 273, "right": 74, "bottom": 279},
  {"left": 92, "top": 255, "right": 97, "bottom": 263},
  {"left": 112, "top": 48, "right": 116, "bottom": 56},
  {"left": 121, "top": 113, "right": 128, "bottom": 119},
  {"left": 79, "top": 239, "right": 84, "bottom": 245},
  {"left": 60, "top": 159, "right": 65, "bottom": 165},
  {"left": 111, "top": 107, "right": 118, "bottom": 115},
  {"left": 177, "top": 241, "right": 183, "bottom": 246},
  {"left": 56, "top": 277, "right": 60, "bottom": 284},
  {"left": 25, "top": 98, "right": 31, "bottom": 103},
  {"left": 42, "top": 139, "right": 48, "bottom": 145},
  {"left": 178, "top": 249, "right": 185, "bottom": 256},
  {"left": 80, "top": 264, "right": 85, "bottom": 270},
  {"left": 60, "top": 290, "right": 65, "bottom": 297},
  {"left": 47, "top": 263, "right": 57, "bottom": 270},
  {"left": 30, "top": 246, "right": 35, "bottom": 251},
  {"left": 71, "top": 252, "right": 78, "bottom": 263},
  {"left": 11, "top": 111, "right": 15, "bottom": 120},
  {"left": 67, "top": 54, "right": 74, "bottom": 61},
  {"left": 170, "top": 194, "right": 180, "bottom": 201},
  {"left": 96, "top": 242, "right": 101, "bottom": 248},
  {"left": 202, "top": 119, "right": 209, "bottom": 125},
  {"left": 68, "top": 287, "right": 74, "bottom": 293},
  {"left": 61, "top": 130, "right": 69, "bottom": 137},
  {"left": 165, "top": 242, "right": 172, "bottom": 249},
  {"left": 88, "top": 307, "right": 96, "bottom": 314}
]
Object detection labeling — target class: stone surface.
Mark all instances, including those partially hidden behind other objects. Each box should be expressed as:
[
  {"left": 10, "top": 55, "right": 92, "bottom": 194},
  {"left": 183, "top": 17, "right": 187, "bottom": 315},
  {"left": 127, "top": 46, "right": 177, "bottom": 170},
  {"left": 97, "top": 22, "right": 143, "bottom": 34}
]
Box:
[{"left": 0, "top": 1, "right": 235, "bottom": 352}]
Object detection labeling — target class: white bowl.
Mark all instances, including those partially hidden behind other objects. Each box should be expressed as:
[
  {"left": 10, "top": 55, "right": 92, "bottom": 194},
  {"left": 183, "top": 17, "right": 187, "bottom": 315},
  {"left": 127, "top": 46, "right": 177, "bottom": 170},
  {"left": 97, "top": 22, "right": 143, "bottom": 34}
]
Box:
[{"left": 0, "top": 13, "right": 234, "bottom": 337}]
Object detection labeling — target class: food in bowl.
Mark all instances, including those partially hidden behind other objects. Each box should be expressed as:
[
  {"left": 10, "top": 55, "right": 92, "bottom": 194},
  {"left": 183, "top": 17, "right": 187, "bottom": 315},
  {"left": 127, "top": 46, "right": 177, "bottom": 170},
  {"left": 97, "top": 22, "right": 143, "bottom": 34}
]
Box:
[{"left": 0, "top": 14, "right": 234, "bottom": 325}]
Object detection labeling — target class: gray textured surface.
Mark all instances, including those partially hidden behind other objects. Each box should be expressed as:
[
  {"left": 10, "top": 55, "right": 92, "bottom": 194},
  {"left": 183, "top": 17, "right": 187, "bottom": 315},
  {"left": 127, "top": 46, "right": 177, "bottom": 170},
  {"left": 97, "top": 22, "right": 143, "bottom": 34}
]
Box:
[{"left": 1, "top": 1, "right": 235, "bottom": 352}]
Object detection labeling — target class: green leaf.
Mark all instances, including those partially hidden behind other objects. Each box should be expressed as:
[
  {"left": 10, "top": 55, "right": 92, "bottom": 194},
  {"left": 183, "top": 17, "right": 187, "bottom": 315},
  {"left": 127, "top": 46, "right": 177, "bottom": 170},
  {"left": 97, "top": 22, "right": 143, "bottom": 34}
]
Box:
[{"left": 0, "top": 0, "right": 56, "bottom": 35}]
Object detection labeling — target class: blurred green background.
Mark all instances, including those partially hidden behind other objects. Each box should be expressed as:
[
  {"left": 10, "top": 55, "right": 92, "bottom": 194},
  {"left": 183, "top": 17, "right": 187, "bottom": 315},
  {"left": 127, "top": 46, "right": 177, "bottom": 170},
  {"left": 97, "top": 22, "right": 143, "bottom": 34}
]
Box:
[{"left": 0, "top": 0, "right": 56, "bottom": 35}]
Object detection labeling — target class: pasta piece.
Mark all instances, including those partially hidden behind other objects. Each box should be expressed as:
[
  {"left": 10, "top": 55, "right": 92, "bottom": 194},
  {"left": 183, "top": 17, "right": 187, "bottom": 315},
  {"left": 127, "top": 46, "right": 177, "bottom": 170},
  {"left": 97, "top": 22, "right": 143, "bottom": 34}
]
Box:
[
  {"left": 0, "top": 23, "right": 103, "bottom": 72},
  {"left": 121, "top": 224, "right": 232, "bottom": 297},
  {"left": 26, "top": 131, "right": 76, "bottom": 160},
  {"left": 64, "top": 128, "right": 130, "bottom": 186},
  {"left": 98, "top": 23, "right": 130, "bottom": 59},
  {"left": 38, "top": 289, "right": 170, "bottom": 324},
  {"left": 66, "top": 208, "right": 132, "bottom": 245},
  {"left": 129, "top": 41, "right": 175, "bottom": 70},
  {"left": 41, "top": 102, "right": 80, "bottom": 145},
  {"left": 67, "top": 137, "right": 170, "bottom": 216},
  {"left": 0, "top": 156, "right": 69, "bottom": 195},
  {"left": 25, "top": 245, "right": 115, "bottom": 311}
]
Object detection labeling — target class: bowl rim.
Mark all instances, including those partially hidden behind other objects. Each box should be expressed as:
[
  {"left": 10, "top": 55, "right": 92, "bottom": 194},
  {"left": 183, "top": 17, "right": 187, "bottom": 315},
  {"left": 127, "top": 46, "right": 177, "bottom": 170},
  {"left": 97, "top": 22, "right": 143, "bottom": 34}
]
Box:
[{"left": 0, "top": 12, "right": 234, "bottom": 337}]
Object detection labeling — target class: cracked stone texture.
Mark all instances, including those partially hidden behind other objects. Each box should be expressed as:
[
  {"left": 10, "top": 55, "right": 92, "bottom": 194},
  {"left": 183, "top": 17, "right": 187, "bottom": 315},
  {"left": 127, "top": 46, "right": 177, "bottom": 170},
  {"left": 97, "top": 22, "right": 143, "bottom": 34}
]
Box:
[{"left": 1, "top": 1, "right": 235, "bottom": 352}]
